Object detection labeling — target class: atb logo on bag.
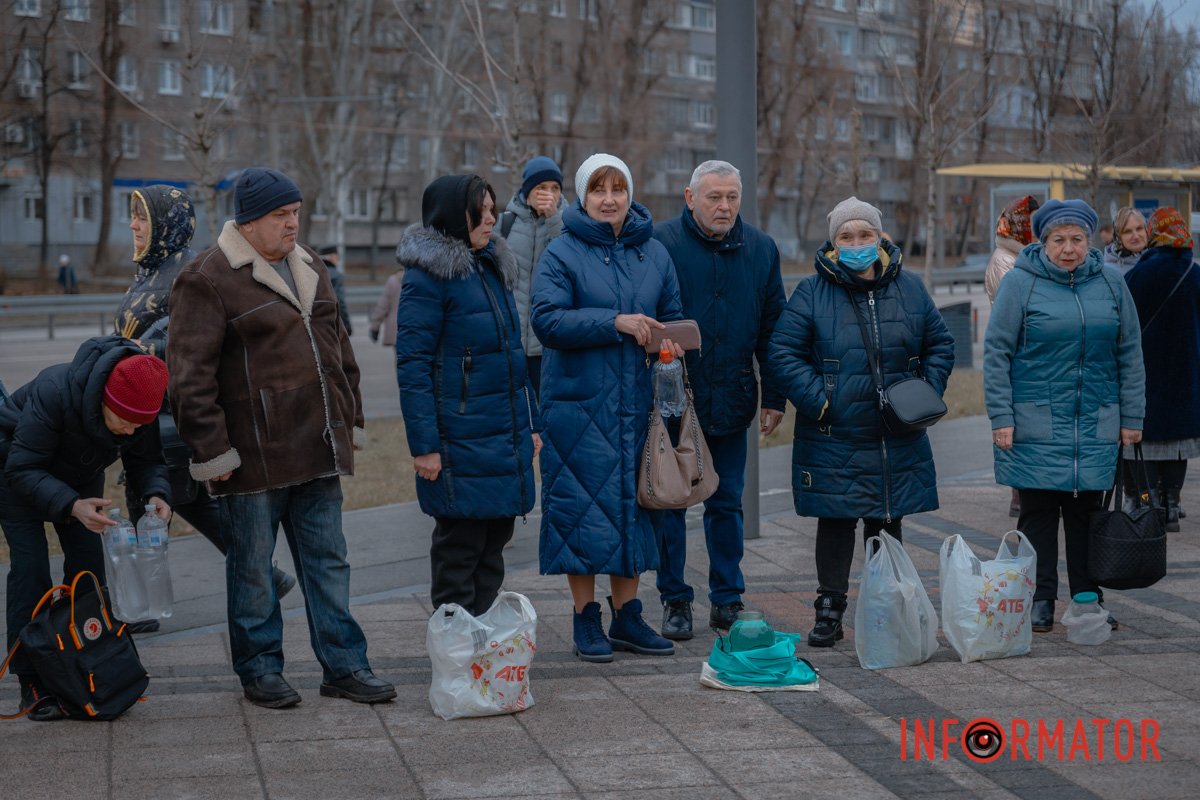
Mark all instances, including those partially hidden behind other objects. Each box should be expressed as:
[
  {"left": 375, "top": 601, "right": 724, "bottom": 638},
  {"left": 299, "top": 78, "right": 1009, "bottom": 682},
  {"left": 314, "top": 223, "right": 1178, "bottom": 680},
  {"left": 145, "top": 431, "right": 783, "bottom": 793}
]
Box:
[
  {"left": 82, "top": 618, "right": 103, "bottom": 641},
  {"left": 974, "top": 570, "right": 1035, "bottom": 641}
]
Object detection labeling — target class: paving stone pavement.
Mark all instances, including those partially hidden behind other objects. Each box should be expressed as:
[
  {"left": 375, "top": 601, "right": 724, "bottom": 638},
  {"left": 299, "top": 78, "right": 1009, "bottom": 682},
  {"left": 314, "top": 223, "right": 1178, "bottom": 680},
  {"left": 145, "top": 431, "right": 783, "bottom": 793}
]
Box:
[{"left": 2, "top": 409, "right": 1200, "bottom": 798}]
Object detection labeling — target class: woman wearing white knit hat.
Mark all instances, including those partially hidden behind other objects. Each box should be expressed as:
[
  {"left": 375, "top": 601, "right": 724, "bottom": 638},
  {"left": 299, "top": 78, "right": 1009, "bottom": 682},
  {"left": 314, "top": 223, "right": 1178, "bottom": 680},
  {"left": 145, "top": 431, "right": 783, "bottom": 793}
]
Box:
[{"left": 531, "top": 153, "right": 685, "bottom": 662}]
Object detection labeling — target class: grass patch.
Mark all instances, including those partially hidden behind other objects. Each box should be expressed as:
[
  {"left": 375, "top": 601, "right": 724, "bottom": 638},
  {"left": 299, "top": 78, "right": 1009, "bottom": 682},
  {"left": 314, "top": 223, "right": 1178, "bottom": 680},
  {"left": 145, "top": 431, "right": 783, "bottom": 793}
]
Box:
[{"left": 1, "top": 372, "right": 983, "bottom": 564}]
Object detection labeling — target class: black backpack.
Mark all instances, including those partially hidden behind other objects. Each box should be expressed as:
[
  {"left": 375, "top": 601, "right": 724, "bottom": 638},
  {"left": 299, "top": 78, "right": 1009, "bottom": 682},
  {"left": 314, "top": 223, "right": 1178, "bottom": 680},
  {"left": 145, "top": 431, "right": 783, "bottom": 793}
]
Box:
[{"left": 1, "top": 571, "right": 149, "bottom": 720}]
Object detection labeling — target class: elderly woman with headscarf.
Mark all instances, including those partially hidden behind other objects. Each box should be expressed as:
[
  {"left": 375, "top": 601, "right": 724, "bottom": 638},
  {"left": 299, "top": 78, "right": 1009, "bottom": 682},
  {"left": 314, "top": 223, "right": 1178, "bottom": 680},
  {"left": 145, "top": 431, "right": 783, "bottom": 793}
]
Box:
[
  {"left": 769, "top": 197, "right": 954, "bottom": 648},
  {"left": 1123, "top": 207, "right": 1200, "bottom": 531},
  {"left": 985, "top": 199, "right": 1145, "bottom": 633},
  {"left": 984, "top": 195, "right": 1040, "bottom": 304},
  {"left": 1104, "top": 207, "right": 1149, "bottom": 275}
]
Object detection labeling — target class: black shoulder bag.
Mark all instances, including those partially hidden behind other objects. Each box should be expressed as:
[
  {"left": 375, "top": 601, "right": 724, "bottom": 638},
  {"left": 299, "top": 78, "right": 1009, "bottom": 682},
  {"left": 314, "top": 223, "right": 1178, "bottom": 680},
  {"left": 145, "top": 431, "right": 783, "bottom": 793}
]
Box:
[
  {"left": 846, "top": 288, "right": 947, "bottom": 436},
  {"left": 1087, "top": 443, "right": 1168, "bottom": 590}
]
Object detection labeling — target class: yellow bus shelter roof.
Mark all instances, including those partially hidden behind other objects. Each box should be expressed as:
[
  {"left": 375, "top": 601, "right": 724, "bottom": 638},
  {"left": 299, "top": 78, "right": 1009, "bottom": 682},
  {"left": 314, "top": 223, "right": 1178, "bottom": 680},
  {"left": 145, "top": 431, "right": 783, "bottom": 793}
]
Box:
[{"left": 936, "top": 163, "right": 1200, "bottom": 183}]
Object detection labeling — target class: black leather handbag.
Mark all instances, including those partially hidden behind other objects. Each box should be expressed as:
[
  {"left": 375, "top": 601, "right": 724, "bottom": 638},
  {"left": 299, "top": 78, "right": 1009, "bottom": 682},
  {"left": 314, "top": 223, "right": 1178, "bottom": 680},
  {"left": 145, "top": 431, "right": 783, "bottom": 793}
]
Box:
[
  {"left": 1088, "top": 445, "right": 1168, "bottom": 590},
  {"left": 847, "top": 289, "right": 947, "bottom": 436}
]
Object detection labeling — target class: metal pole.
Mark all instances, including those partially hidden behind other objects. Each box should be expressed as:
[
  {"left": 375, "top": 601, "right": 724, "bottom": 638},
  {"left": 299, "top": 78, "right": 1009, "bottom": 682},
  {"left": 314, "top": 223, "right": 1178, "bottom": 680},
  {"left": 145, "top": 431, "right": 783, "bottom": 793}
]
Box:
[{"left": 716, "top": 0, "right": 760, "bottom": 539}]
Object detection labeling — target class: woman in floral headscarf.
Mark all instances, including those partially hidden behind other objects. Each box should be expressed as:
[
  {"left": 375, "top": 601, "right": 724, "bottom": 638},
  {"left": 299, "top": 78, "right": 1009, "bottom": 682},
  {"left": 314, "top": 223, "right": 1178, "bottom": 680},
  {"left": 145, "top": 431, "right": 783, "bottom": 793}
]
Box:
[
  {"left": 984, "top": 195, "right": 1040, "bottom": 303},
  {"left": 1123, "top": 207, "right": 1200, "bottom": 531},
  {"left": 984, "top": 195, "right": 1040, "bottom": 516},
  {"left": 113, "top": 186, "right": 296, "bottom": 624}
]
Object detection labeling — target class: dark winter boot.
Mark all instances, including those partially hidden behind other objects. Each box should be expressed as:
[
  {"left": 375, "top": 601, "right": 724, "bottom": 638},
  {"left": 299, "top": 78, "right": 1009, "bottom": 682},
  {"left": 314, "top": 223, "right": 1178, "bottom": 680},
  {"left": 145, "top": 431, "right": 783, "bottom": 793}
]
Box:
[
  {"left": 807, "top": 593, "right": 847, "bottom": 648},
  {"left": 18, "top": 677, "right": 65, "bottom": 722},
  {"left": 608, "top": 597, "right": 674, "bottom": 656},
  {"left": 573, "top": 602, "right": 614, "bottom": 663},
  {"left": 1166, "top": 486, "right": 1182, "bottom": 532}
]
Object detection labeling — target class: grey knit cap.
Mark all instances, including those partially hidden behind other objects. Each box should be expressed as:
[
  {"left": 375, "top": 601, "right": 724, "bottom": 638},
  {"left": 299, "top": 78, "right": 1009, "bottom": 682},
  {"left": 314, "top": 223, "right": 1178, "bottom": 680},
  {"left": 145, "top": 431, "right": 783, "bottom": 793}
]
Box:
[{"left": 827, "top": 196, "right": 883, "bottom": 242}]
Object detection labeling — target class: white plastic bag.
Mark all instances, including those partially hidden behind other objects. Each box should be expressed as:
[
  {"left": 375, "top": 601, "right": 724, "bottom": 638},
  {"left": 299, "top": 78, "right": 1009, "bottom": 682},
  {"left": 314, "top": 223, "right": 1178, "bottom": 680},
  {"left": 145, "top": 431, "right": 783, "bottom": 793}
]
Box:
[
  {"left": 854, "top": 532, "right": 939, "bottom": 669},
  {"left": 939, "top": 531, "right": 1037, "bottom": 663},
  {"left": 427, "top": 591, "right": 537, "bottom": 720}
]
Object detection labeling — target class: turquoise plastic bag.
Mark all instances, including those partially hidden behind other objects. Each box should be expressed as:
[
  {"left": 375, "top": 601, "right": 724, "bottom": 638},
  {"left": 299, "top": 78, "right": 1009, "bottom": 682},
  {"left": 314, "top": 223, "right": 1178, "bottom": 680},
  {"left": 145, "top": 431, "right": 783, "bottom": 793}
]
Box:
[{"left": 703, "top": 632, "right": 819, "bottom": 690}]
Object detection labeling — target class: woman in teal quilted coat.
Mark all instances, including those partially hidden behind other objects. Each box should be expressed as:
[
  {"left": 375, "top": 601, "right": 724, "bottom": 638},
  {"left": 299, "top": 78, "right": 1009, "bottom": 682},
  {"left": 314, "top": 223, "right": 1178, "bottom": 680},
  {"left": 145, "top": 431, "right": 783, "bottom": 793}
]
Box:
[{"left": 984, "top": 199, "right": 1145, "bottom": 632}]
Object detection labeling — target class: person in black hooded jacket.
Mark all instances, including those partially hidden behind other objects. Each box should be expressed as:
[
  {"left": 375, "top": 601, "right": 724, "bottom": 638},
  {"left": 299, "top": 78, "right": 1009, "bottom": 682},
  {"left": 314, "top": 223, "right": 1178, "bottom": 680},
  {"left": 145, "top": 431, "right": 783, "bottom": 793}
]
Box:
[
  {"left": 394, "top": 174, "right": 540, "bottom": 617},
  {"left": 0, "top": 336, "right": 172, "bottom": 720},
  {"left": 114, "top": 185, "right": 296, "bottom": 605}
]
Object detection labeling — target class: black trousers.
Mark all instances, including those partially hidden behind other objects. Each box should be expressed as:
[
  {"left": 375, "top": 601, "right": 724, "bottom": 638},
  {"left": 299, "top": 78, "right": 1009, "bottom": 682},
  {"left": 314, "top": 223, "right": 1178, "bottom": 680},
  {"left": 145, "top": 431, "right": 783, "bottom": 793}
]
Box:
[
  {"left": 430, "top": 517, "right": 514, "bottom": 616},
  {"left": 128, "top": 470, "right": 226, "bottom": 553},
  {"left": 815, "top": 516, "right": 903, "bottom": 597},
  {"left": 1016, "top": 489, "right": 1103, "bottom": 602},
  {"left": 2, "top": 476, "right": 105, "bottom": 678}
]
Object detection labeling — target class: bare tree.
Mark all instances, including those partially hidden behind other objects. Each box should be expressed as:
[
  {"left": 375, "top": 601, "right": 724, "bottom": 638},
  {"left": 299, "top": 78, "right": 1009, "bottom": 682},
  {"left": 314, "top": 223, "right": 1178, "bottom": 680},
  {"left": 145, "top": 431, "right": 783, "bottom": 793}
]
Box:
[
  {"left": 1017, "top": 2, "right": 1078, "bottom": 158},
  {"left": 90, "top": 0, "right": 124, "bottom": 274}
]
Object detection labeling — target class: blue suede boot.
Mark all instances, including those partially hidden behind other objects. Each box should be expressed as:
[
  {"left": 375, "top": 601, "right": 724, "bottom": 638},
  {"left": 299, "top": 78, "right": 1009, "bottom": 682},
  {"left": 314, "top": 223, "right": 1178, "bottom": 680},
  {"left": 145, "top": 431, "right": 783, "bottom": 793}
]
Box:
[
  {"left": 573, "top": 601, "right": 614, "bottom": 663},
  {"left": 607, "top": 596, "right": 675, "bottom": 656}
]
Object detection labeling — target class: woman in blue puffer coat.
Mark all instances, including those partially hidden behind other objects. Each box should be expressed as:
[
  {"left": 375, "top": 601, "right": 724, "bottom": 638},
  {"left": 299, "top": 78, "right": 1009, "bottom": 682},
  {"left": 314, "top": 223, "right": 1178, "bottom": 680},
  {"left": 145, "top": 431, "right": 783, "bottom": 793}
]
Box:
[
  {"left": 395, "top": 174, "right": 540, "bottom": 617},
  {"left": 985, "top": 199, "right": 1144, "bottom": 633},
  {"left": 532, "top": 153, "right": 684, "bottom": 663},
  {"left": 769, "top": 197, "right": 954, "bottom": 649}
]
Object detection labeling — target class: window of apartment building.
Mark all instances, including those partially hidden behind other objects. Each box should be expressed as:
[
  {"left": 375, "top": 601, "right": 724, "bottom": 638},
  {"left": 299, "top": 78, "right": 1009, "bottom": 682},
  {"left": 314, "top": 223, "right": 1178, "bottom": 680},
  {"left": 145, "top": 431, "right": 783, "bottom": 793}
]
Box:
[
  {"left": 116, "top": 56, "right": 138, "bottom": 92},
  {"left": 248, "top": 0, "right": 264, "bottom": 31},
  {"left": 67, "top": 52, "right": 90, "bottom": 89},
  {"left": 16, "top": 0, "right": 41, "bottom": 17},
  {"left": 74, "top": 193, "right": 95, "bottom": 222},
  {"left": 199, "top": 0, "right": 233, "bottom": 35},
  {"left": 664, "top": 148, "right": 690, "bottom": 172},
  {"left": 833, "top": 0, "right": 847, "bottom": 11},
  {"left": 814, "top": 116, "right": 827, "bottom": 140},
  {"left": 688, "top": 2, "right": 715, "bottom": 31},
  {"left": 855, "top": 75, "right": 876, "bottom": 102},
  {"left": 551, "top": 41, "right": 564, "bottom": 70},
  {"left": 347, "top": 190, "right": 370, "bottom": 220},
  {"left": 161, "top": 0, "right": 180, "bottom": 28},
  {"left": 834, "top": 117, "right": 850, "bottom": 142},
  {"left": 159, "top": 60, "right": 181, "bottom": 94},
  {"left": 119, "top": 0, "right": 136, "bottom": 25},
  {"left": 550, "top": 0, "right": 565, "bottom": 16},
  {"left": 689, "top": 54, "right": 716, "bottom": 81},
  {"left": 549, "top": 93, "right": 568, "bottom": 122},
  {"left": 462, "top": 140, "right": 477, "bottom": 168},
  {"left": 18, "top": 48, "right": 40, "bottom": 84},
  {"left": 117, "top": 190, "right": 133, "bottom": 222},
  {"left": 693, "top": 100, "right": 715, "bottom": 129},
  {"left": 861, "top": 158, "right": 881, "bottom": 183},
  {"left": 577, "top": 0, "right": 596, "bottom": 21},
  {"left": 200, "top": 63, "right": 231, "bottom": 98},
  {"left": 69, "top": 119, "right": 88, "bottom": 156},
  {"left": 836, "top": 30, "right": 852, "bottom": 57},
  {"left": 24, "top": 194, "right": 44, "bottom": 220},
  {"left": 63, "top": 0, "right": 90, "bottom": 22},
  {"left": 161, "top": 128, "right": 184, "bottom": 160},
  {"left": 119, "top": 120, "right": 139, "bottom": 157},
  {"left": 667, "top": 97, "right": 689, "bottom": 126}
]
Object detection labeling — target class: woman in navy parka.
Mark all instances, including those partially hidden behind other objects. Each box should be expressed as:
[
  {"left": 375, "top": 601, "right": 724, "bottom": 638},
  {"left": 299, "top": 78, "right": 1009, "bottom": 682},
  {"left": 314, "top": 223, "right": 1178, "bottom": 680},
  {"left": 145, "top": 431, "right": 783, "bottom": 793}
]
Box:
[
  {"left": 395, "top": 174, "right": 540, "bottom": 617},
  {"left": 532, "top": 154, "right": 684, "bottom": 663},
  {"left": 769, "top": 197, "right": 954, "bottom": 648}
]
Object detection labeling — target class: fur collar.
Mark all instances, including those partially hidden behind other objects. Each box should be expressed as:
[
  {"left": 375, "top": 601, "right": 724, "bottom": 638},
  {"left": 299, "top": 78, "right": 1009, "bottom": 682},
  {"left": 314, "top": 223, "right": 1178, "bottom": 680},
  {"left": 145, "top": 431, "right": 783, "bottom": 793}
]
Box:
[
  {"left": 395, "top": 223, "right": 518, "bottom": 289},
  {"left": 217, "top": 219, "right": 320, "bottom": 316}
]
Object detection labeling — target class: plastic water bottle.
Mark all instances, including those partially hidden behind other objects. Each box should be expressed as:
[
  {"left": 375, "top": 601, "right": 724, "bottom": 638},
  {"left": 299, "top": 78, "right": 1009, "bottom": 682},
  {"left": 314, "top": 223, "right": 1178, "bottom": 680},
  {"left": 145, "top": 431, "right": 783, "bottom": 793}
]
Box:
[
  {"left": 1061, "top": 592, "right": 1111, "bottom": 645},
  {"left": 136, "top": 504, "right": 174, "bottom": 619},
  {"left": 102, "top": 508, "right": 149, "bottom": 622},
  {"left": 652, "top": 345, "right": 687, "bottom": 417},
  {"left": 729, "top": 611, "right": 775, "bottom": 652}
]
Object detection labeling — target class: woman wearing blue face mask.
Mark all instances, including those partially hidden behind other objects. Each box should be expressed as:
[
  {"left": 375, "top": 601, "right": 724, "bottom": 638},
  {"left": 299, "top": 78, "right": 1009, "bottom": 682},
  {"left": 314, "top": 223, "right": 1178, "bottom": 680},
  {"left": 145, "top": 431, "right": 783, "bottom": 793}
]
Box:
[{"left": 768, "top": 197, "right": 955, "bottom": 648}]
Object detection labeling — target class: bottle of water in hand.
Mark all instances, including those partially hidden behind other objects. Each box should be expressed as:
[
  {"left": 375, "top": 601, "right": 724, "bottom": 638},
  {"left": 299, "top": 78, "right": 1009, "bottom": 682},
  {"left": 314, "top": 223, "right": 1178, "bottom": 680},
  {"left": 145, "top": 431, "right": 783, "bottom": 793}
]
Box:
[
  {"left": 136, "top": 504, "right": 174, "bottom": 619},
  {"left": 103, "top": 508, "right": 149, "bottom": 622},
  {"left": 653, "top": 345, "right": 687, "bottom": 417}
]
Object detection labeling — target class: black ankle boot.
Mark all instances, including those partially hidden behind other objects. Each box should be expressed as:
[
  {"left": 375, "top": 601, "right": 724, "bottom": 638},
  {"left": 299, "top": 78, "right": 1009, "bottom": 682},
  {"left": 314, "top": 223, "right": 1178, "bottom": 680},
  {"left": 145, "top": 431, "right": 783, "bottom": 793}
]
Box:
[
  {"left": 807, "top": 594, "right": 847, "bottom": 647},
  {"left": 1166, "top": 487, "right": 1182, "bottom": 532}
]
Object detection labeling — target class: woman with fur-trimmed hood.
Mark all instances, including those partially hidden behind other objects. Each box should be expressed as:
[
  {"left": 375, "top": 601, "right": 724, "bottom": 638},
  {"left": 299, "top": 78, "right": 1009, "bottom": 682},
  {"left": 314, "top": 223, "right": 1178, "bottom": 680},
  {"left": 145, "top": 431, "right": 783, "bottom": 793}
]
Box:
[{"left": 394, "top": 174, "right": 540, "bottom": 617}]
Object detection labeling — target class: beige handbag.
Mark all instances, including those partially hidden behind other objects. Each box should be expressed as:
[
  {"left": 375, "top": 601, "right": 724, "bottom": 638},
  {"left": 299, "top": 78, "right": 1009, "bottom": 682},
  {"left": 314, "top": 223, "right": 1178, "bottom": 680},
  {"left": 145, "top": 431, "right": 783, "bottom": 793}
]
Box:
[{"left": 637, "top": 380, "right": 719, "bottom": 510}]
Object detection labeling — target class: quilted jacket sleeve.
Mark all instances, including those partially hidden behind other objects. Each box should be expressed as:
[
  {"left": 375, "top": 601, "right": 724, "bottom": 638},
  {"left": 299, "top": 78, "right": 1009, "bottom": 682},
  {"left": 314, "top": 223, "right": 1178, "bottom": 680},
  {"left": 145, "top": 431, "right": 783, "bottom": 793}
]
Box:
[
  {"left": 768, "top": 279, "right": 828, "bottom": 421},
  {"left": 3, "top": 381, "right": 80, "bottom": 523},
  {"left": 758, "top": 241, "right": 787, "bottom": 411},
  {"left": 395, "top": 267, "right": 445, "bottom": 457},
  {"left": 531, "top": 246, "right": 621, "bottom": 349}
]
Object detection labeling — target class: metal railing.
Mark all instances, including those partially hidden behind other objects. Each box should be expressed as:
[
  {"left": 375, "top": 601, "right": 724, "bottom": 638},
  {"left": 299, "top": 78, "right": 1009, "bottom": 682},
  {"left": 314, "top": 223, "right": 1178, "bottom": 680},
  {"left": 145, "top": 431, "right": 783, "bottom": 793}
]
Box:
[{"left": 1, "top": 287, "right": 384, "bottom": 339}]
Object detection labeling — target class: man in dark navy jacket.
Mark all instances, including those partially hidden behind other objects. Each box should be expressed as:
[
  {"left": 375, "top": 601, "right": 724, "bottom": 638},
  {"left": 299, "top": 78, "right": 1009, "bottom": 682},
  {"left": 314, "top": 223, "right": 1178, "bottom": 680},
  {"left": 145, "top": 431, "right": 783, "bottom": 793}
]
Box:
[{"left": 653, "top": 160, "right": 787, "bottom": 637}]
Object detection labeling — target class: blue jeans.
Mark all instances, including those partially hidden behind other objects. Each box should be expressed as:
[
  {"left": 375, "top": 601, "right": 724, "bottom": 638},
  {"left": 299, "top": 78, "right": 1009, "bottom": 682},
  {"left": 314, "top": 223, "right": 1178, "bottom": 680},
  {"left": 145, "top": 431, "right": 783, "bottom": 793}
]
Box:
[
  {"left": 655, "top": 430, "right": 748, "bottom": 606},
  {"left": 218, "top": 476, "right": 369, "bottom": 684}
]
